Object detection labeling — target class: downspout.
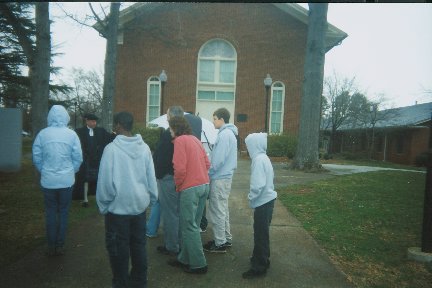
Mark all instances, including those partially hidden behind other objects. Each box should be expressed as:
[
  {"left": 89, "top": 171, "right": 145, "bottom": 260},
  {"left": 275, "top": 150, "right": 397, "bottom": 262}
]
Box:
[{"left": 383, "top": 133, "right": 387, "bottom": 162}]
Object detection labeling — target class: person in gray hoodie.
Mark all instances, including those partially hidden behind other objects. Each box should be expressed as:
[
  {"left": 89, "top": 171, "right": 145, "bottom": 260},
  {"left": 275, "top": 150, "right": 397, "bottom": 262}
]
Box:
[
  {"left": 96, "top": 111, "right": 158, "bottom": 288},
  {"left": 32, "top": 105, "right": 83, "bottom": 256},
  {"left": 203, "top": 107, "right": 238, "bottom": 253},
  {"left": 243, "top": 132, "right": 277, "bottom": 279}
]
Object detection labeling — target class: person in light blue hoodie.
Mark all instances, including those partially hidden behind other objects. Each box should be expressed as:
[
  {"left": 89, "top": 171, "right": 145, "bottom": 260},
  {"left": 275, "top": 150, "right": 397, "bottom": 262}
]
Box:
[
  {"left": 203, "top": 108, "right": 238, "bottom": 253},
  {"left": 96, "top": 111, "right": 158, "bottom": 288},
  {"left": 243, "top": 132, "right": 277, "bottom": 279},
  {"left": 32, "top": 105, "right": 83, "bottom": 256}
]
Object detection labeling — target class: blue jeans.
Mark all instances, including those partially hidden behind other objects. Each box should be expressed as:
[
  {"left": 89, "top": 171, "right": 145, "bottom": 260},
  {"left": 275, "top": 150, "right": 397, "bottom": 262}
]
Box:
[
  {"left": 105, "top": 212, "right": 147, "bottom": 288},
  {"left": 158, "top": 175, "right": 180, "bottom": 253},
  {"left": 146, "top": 200, "right": 160, "bottom": 236},
  {"left": 42, "top": 186, "right": 73, "bottom": 248}
]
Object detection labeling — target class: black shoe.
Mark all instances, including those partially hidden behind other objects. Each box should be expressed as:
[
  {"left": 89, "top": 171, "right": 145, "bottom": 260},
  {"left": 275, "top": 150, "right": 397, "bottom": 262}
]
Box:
[
  {"left": 81, "top": 201, "right": 89, "bottom": 208},
  {"left": 242, "top": 269, "right": 266, "bottom": 279},
  {"left": 203, "top": 240, "right": 226, "bottom": 253},
  {"left": 45, "top": 247, "right": 56, "bottom": 257},
  {"left": 55, "top": 246, "right": 65, "bottom": 256},
  {"left": 183, "top": 265, "right": 208, "bottom": 274},
  {"left": 167, "top": 259, "right": 189, "bottom": 269},
  {"left": 223, "top": 241, "right": 232, "bottom": 248},
  {"left": 157, "top": 246, "right": 178, "bottom": 256},
  {"left": 249, "top": 257, "right": 270, "bottom": 268}
]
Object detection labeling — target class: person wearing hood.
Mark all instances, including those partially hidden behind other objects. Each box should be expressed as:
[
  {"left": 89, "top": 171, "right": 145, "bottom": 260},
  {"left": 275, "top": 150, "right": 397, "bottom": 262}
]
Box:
[
  {"left": 203, "top": 107, "right": 238, "bottom": 253},
  {"left": 243, "top": 132, "right": 277, "bottom": 279},
  {"left": 32, "top": 105, "right": 83, "bottom": 256},
  {"left": 96, "top": 111, "right": 158, "bottom": 288}
]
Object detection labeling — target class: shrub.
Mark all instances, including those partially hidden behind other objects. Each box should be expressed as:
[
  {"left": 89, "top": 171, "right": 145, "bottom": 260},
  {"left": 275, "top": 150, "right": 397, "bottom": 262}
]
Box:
[
  {"left": 267, "top": 134, "right": 297, "bottom": 158},
  {"left": 132, "top": 123, "right": 163, "bottom": 151},
  {"left": 414, "top": 151, "right": 429, "bottom": 167}
]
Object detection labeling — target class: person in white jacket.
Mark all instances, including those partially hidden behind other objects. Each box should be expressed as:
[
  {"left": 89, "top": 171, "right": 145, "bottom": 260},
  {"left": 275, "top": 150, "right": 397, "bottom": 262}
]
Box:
[
  {"left": 32, "top": 105, "right": 83, "bottom": 256},
  {"left": 243, "top": 132, "right": 277, "bottom": 279},
  {"left": 96, "top": 111, "right": 158, "bottom": 288}
]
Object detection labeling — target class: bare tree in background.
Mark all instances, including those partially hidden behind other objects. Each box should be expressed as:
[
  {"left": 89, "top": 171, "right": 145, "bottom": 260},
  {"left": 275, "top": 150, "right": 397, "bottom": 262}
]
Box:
[
  {"left": 90, "top": 3, "right": 120, "bottom": 131},
  {"left": 290, "top": 3, "right": 328, "bottom": 170},
  {"left": 322, "top": 72, "right": 358, "bottom": 154},
  {"left": 60, "top": 2, "right": 120, "bottom": 131}
]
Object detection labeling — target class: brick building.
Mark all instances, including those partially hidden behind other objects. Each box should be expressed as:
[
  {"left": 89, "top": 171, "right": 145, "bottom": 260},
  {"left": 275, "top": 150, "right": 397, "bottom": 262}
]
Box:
[
  {"left": 326, "top": 102, "right": 432, "bottom": 165},
  {"left": 113, "top": 3, "right": 347, "bottom": 144}
]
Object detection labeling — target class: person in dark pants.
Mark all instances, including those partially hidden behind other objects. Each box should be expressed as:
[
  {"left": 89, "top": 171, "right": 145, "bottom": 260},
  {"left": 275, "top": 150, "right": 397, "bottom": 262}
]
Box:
[
  {"left": 96, "top": 111, "right": 158, "bottom": 288},
  {"left": 74, "top": 113, "right": 112, "bottom": 207},
  {"left": 243, "top": 132, "right": 277, "bottom": 279}
]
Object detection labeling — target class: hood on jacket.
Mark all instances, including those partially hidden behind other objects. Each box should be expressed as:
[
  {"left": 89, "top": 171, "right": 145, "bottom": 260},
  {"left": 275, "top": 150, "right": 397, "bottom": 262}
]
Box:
[
  {"left": 245, "top": 132, "right": 267, "bottom": 159},
  {"left": 220, "top": 123, "right": 238, "bottom": 136},
  {"left": 113, "top": 134, "right": 146, "bottom": 159},
  {"left": 47, "top": 105, "right": 70, "bottom": 128}
]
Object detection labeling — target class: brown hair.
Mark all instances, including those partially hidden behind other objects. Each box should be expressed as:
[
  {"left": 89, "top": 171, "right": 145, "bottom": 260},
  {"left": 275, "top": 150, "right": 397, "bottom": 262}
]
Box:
[
  {"left": 168, "top": 116, "right": 192, "bottom": 137},
  {"left": 213, "top": 107, "right": 230, "bottom": 123}
]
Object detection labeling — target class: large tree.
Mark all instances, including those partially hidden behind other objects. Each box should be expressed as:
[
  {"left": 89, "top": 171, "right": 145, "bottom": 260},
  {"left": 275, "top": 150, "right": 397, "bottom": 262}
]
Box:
[
  {"left": 290, "top": 3, "right": 328, "bottom": 170},
  {"left": 0, "top": 3, "right": 51, "bottom": 137}
]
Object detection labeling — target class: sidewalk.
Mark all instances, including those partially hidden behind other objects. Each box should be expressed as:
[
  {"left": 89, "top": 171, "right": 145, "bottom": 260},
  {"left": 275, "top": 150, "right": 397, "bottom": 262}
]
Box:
[{"left": 1, "top": 159, "right": 354, "bottom": 288}]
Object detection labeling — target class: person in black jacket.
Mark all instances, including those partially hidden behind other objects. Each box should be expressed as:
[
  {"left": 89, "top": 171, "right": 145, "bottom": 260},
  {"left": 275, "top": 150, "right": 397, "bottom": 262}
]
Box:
[{"left": 73, "top": 113, "right": 113, "bottom": 207}]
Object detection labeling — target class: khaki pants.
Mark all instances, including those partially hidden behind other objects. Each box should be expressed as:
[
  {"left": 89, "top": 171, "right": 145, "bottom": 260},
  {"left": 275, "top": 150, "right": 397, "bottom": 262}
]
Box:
[{"left": 208, "top": 178, "right": 233, "bottom": 246}]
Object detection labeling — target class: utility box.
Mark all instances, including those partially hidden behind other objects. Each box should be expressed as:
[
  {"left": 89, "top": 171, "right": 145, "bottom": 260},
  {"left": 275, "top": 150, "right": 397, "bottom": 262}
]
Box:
[{"left": 0, "top": 108, "right": 22, "bottom": 172}]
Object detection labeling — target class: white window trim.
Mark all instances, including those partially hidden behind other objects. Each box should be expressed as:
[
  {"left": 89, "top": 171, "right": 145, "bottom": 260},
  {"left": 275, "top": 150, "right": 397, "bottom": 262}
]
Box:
[
  {"left": 196, "top": 39, "right": 237, "bottom": 102},
  {"left": 269, "top": 81, "right": 285, "bottom": 135},
  {"left": 146, "top": 76, "right": 161, "bottom": 125}
]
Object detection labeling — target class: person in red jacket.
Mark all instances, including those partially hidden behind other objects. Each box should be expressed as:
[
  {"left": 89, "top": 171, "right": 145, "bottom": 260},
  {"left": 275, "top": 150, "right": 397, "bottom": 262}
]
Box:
[{"left": 167, "top": 116, "right": 210, "bottom": 274}]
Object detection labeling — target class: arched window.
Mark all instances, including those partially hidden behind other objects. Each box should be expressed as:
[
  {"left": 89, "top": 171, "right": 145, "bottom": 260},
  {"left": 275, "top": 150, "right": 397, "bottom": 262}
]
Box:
[
  {"left": 147, "top": 76, "right": 161, "bottom": 124},
  {"left": 196, "top": 39, "right": 237, "bottom": 121},
  {"left": 269, "top": 82, "right": 285, "bottom": 134}
]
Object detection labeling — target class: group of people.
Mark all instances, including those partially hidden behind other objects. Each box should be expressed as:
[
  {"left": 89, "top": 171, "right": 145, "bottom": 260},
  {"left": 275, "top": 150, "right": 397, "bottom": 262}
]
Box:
[{"left": 32, "top": 104, "right": 277, "bottom": 288}]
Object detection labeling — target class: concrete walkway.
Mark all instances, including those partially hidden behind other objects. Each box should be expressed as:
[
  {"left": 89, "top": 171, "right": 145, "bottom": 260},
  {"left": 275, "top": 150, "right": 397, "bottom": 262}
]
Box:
[{"left": 1, "top": 159, "right": 354, "bottom": 288}]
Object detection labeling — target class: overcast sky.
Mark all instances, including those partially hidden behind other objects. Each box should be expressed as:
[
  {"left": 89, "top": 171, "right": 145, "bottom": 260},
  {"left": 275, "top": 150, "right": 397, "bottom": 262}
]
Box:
[{"left": 51, "top": 2, "right": 432, "bottom": 109}]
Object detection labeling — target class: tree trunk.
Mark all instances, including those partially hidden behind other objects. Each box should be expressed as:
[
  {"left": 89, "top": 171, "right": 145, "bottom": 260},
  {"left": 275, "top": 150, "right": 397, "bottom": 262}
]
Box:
[
  {"left": 290, "top": 3, "right": 328, "bottom": 170},
  {"left": 100, "top": 3, "right": 120, "bottom": 131},
  {"left": 31, "top": 2, "right": 50, "bottom": 137}
]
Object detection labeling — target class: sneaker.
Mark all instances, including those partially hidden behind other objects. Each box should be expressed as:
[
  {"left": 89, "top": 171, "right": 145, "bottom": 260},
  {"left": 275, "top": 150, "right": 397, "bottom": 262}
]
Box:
[
  {"left": 242, "top": 269, "right": 266, "bottom": 279},
  {"left": 223, "top": 241, "right": 232, "bottom": 248},
  {"left": 200, "top": 228, "right": 206, "bottom": 233},
  {"left": 146, "top": 233, "right": 157, "bottom": 238},
  {"left": 81, "top": 201, "right": 89, "bottom": 208},
  {"left": 203, "top": 240, "right": 226, "bottom": 253}
]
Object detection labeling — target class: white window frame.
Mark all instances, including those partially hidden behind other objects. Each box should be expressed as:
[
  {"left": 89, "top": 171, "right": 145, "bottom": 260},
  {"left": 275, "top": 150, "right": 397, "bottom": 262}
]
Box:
[
  {"left": 196, "top": 39, "right": 237, "bottom": 102},
  {"left": 269, "top": 81, "right": 285, "bottom": 134},
  {"left": 146, "top": 76, "right": 161, "bottom": 125}
]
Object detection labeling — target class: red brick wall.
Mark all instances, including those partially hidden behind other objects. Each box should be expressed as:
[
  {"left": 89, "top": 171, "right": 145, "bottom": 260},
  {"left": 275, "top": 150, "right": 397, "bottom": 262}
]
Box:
[{"left": 115, "top": 3, "right": 308, "bottom": 144}]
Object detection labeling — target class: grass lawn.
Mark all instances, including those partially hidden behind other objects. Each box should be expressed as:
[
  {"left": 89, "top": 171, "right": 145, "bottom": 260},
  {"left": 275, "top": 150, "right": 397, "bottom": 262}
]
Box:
[
  {"left": 0, "top": 138, "right": 98, "bottom": 268},
  {"left": 279, "top": 170, "right": 432, "bottom": 288}
]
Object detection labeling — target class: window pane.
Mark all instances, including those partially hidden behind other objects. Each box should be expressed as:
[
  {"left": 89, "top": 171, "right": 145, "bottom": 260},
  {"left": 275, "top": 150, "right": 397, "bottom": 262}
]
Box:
[
  {"left": 149, "top": 84, "right": 160, "bottom": 105},
  {"left": 198, "top": 91, "right": 215, "bottom": 100},
  {"left": 272, "top": 91, "right": 283, "bottom": 111},
  {"left": 271, "top": 112, "right": 282, "bottom": 133},
  {"left": 220, "top": 61, "right": 235, "bottom": 83},
  {"left": 201, "top": 40, "right": 235, "bottom": 58},
  {"left": 218, "top": 41, "right": 235, "bottom": 58},
  {"left": 149, "top": 106, "right": 159, "bottom": 121},
  {"left": 216, "top": 91, "right": 234, "bottom": 101},
  {"left": 199, "top": 60, "right": 215, "bottom": 82}
]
